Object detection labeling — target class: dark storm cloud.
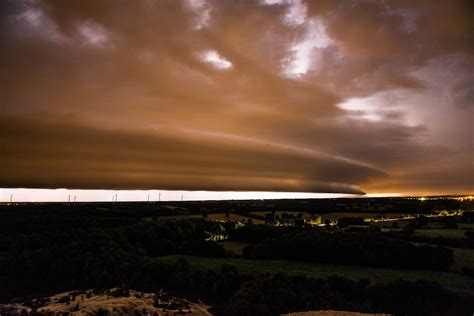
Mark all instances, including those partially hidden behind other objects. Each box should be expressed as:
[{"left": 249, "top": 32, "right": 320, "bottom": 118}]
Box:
[
  {"left": 0, "top": 116, "right": 379, "bottom": 194},
  {"left": 0, "top": 0, "right": 473, "bottom": 194}
]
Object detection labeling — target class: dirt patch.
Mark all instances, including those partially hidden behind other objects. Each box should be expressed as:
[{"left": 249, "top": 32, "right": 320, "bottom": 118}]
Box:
[{"left": 0, "top": 288, "right": 212, "bottom": 316}]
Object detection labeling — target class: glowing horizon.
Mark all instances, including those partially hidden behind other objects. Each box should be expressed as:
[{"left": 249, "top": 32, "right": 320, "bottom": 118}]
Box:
[
  {"left": 1, "top": 1, "right": 472, "bottom": 197},
  {"left": 2, "top": 188, "right": 472, "bottom": 203}
]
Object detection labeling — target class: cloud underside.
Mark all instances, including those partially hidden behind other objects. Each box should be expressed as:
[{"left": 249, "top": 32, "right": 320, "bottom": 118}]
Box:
[
  {"left": 0, "top": 117, "right": 377, "bottom": 194},
  {"left": 0, "top": 0, "right": 473, "bottom": 194}
]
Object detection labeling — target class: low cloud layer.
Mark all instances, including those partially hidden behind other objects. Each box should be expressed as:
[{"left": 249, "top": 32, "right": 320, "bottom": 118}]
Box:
[{"left": 1, "top": 0, "right": 473, "bottom": 195}]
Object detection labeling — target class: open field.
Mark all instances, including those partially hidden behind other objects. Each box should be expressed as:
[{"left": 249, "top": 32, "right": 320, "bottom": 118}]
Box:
[
  {"left": 414, "top": 228, "right": 468, "bottom": 239},
  {"left": 452, "top": 248, "right": 474, "bottom": 272},
  {"left": 459, "top": 223, "right": 474, "bottom": 230},
  {"left": 158, "top": 255, "right": 474, "bottom": 295}
]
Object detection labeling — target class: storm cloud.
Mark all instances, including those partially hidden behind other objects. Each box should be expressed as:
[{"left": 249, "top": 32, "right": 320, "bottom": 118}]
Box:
[{"left": 1, "top": 0, "right": 473, "bottom": 195}]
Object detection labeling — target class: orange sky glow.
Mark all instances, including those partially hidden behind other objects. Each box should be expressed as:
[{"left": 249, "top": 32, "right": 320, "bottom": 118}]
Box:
[{"left": 1, "top": 0, "right": 473, "bottom": 201}]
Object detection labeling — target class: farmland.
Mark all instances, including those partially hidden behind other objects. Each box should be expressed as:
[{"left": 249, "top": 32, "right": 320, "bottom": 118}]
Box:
[{"left": 158, "top": 255, "right": 474, "bottom": 295}]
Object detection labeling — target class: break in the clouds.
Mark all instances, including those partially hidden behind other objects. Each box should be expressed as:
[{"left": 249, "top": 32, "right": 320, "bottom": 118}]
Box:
[{"left": 0, "top": 0, "right": 473, "bottom": 196}]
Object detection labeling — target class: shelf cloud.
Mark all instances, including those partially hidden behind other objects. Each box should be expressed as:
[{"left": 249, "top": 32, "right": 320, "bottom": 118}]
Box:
[{"left": 1, "top": 0, "right": 473, "bottom": 195}]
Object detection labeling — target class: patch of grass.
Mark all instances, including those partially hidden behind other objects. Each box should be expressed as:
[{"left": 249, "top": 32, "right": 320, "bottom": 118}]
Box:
[
  {"left": 158, "top": 255, "right": 474, "bottom": 295},
  {"left": 452, "top": 248, "right": 474, "bottom": 272},
  {"left": 459, "top": 223, "right": 474, "bottom": 230},
  {"left": 414, "top": 229, "right": 467, "bottom": 239}
]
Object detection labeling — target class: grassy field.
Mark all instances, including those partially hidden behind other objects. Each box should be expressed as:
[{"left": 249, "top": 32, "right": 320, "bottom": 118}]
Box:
[
  {"left": 414, "top": 228, "right": 467, "bottom": 239},
  {"left": 452, "top": 248, "right": 474, "bottom": 272},
  {"left": 158, "top": 255, "right": 474, "bottom": 295},
  {"left": 459, "top": 223, "right": 474, "bottom": 230}
]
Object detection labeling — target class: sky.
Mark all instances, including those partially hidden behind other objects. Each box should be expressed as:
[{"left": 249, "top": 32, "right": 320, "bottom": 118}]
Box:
[{"left": 0, "top": 0, "right": 473, "bottom": 202}]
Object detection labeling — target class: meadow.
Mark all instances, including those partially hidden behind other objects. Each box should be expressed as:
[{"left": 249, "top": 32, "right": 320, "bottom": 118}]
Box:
[{"left": 158, "top": 255, "right": 474, "bottom": 295}]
